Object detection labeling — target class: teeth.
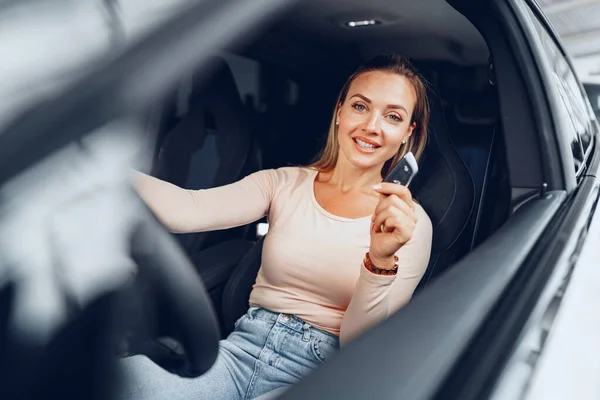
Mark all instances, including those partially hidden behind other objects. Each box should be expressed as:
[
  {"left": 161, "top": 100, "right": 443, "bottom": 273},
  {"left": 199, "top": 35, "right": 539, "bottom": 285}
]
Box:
[{"left": 355, "top": 138, "right": 377, "bottom": 150}]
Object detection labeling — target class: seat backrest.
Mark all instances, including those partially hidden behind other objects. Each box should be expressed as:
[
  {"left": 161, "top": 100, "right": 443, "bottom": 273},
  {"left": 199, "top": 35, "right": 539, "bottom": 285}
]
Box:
[
  {"left": 410, "top": 75, "right": 476, "bottom": 290},
  {"left": 220, "top": 236, "right": 265, "bottom": 336},
  {"left": 449, "top": 88, "right": 508, "bottom": 250},
  {"left": 153, "top": 57, "right": 258, "bottom": 253}
]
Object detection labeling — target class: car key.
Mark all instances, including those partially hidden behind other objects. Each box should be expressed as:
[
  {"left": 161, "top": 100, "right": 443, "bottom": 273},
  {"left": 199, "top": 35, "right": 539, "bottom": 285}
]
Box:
[{"left": 383, "top": 151, "right": 419, "bottom": 187}]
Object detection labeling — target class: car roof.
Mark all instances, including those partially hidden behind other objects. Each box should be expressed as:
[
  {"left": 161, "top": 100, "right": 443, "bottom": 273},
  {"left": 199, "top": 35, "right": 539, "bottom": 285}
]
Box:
[{"left": 283, "top": 0, "right": 487, "bottom": 63}]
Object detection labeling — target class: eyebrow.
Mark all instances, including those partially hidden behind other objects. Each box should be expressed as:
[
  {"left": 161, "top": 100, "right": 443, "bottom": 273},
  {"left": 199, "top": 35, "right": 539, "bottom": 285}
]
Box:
[{"left": 350, "top": 93, "right": 409, "bottom": 115}]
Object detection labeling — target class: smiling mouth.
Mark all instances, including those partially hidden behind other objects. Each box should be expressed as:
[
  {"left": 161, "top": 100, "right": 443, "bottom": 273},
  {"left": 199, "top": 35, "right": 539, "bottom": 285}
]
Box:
[{"left": 353, "top": 138, "right": 381, "bottom": 151}]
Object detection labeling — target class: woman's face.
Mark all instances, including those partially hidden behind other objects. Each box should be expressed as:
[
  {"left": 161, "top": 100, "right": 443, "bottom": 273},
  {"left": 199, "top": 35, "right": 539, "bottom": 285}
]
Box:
[{"left": 336, "top": 70, "right": 416, "bottom": 171}]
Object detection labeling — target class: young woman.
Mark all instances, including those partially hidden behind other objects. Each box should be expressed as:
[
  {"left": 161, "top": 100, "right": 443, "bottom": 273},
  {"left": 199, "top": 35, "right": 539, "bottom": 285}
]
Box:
[{"left": 120, "top": 54, "right": 433, "bottom": 400}]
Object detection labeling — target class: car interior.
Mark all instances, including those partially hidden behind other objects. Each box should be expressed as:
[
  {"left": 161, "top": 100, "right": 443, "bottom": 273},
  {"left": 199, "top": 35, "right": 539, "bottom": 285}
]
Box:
[
  {"left": 128, "top": 0, "right": 516, "bottom": 369},
  {"left": 1, "top": 0, "right": 565, "bottom": 398}
]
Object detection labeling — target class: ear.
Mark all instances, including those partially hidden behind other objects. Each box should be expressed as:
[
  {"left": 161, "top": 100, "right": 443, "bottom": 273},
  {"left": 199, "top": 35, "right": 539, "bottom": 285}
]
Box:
[
  {"left": 336, "top": 103, "right": 343, "bottom": 122},
  {"left": 405, "top": 121, "right": 416, "bottom": 140}
]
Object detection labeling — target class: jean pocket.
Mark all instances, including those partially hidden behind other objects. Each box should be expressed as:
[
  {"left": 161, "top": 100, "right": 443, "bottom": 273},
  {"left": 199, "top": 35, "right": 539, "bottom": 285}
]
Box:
[
  {"left": 233, "top": 307, "right": 262, "bottom": 331},
  {"left": 246, "top": 306, "right": 261, "bottom": 319},
  {"left": 233, "top": 314, "right": 248, "bottom": 330},
  {"left": 310, "top": 338, "right": 338, "bottom": 364}
]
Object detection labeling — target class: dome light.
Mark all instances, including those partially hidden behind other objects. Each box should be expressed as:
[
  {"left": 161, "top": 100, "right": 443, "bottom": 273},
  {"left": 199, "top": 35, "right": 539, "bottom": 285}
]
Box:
[{"left": 345, "top": 19, "right": 381, "bottom": 28}]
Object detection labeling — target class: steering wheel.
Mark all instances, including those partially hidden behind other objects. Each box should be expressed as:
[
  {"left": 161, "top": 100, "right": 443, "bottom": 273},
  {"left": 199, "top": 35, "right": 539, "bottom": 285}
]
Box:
[{"left": 125, "top": 196, "right": 220, "bottom": 378}]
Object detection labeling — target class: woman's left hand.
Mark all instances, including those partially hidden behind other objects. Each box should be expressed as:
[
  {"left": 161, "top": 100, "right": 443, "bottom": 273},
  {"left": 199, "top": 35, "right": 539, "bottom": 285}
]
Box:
[{"left": 369, "top": 182, "right": 418, "bottom": 267}]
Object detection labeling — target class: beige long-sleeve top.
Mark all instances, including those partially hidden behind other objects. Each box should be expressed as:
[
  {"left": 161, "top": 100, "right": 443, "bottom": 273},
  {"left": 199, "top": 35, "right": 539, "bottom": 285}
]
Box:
[{"left": 135, "top": 167, "right": 432, "bottom": 345}]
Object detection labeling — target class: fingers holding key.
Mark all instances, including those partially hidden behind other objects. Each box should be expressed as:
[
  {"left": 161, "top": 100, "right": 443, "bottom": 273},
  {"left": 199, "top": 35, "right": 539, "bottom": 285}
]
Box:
[
  {"left": 372, "top": 206, "right": 416, "bottom": 241},
  {"left": 372, "top": 183, "right": 414, "bottom": 210},
  {"left": 372, "top": 192, "right": 416, "bottom": 226}
]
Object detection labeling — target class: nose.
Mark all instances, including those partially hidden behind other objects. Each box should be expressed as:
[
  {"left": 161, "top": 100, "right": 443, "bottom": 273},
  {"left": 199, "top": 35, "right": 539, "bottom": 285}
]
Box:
[{"left": 364, "top": 111, "right": 382, "bottom": 134}]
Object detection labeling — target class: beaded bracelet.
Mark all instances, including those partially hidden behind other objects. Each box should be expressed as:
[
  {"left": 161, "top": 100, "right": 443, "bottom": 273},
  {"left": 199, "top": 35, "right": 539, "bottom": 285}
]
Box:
[{"left": 363, "top": 252, "right": 399, "bottom": 276}]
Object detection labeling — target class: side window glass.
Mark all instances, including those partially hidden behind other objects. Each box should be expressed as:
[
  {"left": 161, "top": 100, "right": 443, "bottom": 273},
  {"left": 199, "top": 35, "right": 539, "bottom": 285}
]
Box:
[
  {"left": 584, "top": 83, "right": 600, "bottom": 120},
  {"left": 524, "top": 7, "right": 597, "bottom": 177}
]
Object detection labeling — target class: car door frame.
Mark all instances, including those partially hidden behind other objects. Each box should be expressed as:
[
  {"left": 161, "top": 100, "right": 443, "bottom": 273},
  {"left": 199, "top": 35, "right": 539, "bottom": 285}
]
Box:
[{"left": 481, "top": 1, "right": 600, "bottom": 398}]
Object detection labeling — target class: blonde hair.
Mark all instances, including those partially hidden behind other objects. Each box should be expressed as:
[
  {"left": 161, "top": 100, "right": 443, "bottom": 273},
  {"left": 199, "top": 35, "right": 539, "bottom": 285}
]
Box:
[{"left": 310, "top": 54, "right": 429, "bottom": 178}]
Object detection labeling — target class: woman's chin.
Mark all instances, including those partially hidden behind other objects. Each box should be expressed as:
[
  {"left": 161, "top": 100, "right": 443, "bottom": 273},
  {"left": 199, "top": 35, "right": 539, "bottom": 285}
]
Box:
[{"left": 346, "top": 154, "right": 385, "bottom": 171}]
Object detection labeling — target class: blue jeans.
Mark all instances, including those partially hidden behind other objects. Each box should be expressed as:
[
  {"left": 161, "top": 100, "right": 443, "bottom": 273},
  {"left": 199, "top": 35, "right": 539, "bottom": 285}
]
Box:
[{"left": 118, "top": 307, "right": 340, "bottom": 399}]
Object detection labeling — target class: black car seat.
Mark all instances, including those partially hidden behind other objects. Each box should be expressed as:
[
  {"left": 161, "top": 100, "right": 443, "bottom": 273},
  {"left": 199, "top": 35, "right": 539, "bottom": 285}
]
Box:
[
  {"left": 152, "top": 56, "right": 261, "bottom": 254},
  {"left": 220, "top": 236, "right": 265, "bottom": 336},
  {"left": 449, "top": 89, "right": 510, "bottom": 250},
  {"left": 149, "top": 57, "right": 262, "bottom": 319},
  {"left": 410, "top": 71, "right": 476, "bottom": 290},
  {"left": 134, "top": 58, "right": 262, "bottom": 362},
  {"left": 217, "top": 70, "right": 477, "bottom": 335}
]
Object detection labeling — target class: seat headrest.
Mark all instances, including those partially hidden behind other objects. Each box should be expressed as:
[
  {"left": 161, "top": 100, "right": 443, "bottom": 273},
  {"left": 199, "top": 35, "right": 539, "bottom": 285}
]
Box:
[
  {"left": 188, "top": 57, "right": 243, "bottom": 112},
  {"left": 157, "top": 56, "right": 250, "bottom": 189},
  {"left": 410, "top": 70, "right": 475, "bottom": 253}
]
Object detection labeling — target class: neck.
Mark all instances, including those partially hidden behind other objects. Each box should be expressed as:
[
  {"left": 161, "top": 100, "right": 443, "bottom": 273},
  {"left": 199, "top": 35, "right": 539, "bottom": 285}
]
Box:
[{"left": 326, "top": 156, "right": 383, "bottom": 193}]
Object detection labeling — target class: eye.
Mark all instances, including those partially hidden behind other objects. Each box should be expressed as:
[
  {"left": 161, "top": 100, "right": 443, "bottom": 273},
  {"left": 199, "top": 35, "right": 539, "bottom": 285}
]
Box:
[
  {"left": 352, "top": 102, "right": 367, "bottom": 112},
  {"left": 387, "top": 113, "right": 402, "bottom": 122}
]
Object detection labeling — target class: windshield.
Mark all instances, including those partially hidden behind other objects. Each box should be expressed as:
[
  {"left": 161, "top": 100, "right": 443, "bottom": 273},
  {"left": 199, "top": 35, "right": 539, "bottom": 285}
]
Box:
[{"left": 0, "top": 0, "right": 199, "bottom": 132}]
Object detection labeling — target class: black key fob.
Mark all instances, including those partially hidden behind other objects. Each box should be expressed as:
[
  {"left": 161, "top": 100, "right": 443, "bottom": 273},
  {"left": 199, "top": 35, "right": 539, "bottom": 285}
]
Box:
[{"left": 383, "top": 151, "right": 418, "bottom": 187}]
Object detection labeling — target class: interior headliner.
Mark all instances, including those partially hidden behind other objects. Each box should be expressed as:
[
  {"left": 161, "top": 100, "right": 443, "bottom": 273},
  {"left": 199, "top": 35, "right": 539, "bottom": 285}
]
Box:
[{"left": 246, "top": 0, "right": 489, "bottom": 75}]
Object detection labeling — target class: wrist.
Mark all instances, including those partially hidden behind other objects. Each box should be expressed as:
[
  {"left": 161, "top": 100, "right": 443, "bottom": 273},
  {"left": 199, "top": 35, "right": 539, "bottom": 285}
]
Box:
[
  {"left": 364, "top": 252, "right": 398, "bottom": 275},
  {"left": 368, "top": 253, "right": 397, "bottom": 269}
]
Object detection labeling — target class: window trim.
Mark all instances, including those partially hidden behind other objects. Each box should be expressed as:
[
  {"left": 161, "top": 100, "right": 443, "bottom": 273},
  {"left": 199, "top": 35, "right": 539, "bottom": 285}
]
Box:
[
  {"left": 525, "top": 0, "right": 597, "bottom": 180},
  {"left": 508, "top": 0, "right": 592, "bottom": 191},
  {"left": 491, "top": 0, "right": 564, "bottom": 191}
]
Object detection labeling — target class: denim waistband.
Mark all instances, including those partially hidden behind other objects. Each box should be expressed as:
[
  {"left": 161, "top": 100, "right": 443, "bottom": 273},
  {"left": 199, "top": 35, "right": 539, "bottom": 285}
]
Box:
[{"left": 246, "top": 306, "right": 340, "bottom": 348}]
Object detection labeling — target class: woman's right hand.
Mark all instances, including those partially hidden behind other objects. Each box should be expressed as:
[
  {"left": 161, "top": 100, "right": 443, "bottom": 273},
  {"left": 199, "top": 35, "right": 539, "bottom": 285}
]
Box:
[{"left": 368, "top": 182, "right": 418, "bottom": 268}]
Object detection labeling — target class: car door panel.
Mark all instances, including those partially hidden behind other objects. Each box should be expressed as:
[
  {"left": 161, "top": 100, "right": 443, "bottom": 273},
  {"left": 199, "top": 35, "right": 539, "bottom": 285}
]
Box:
[
  {"left": 521, "top": 179, "right": 600, "bottom": 400},
  {"left": 488, "top": 172, "right": 600, "bottom": 399}
]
